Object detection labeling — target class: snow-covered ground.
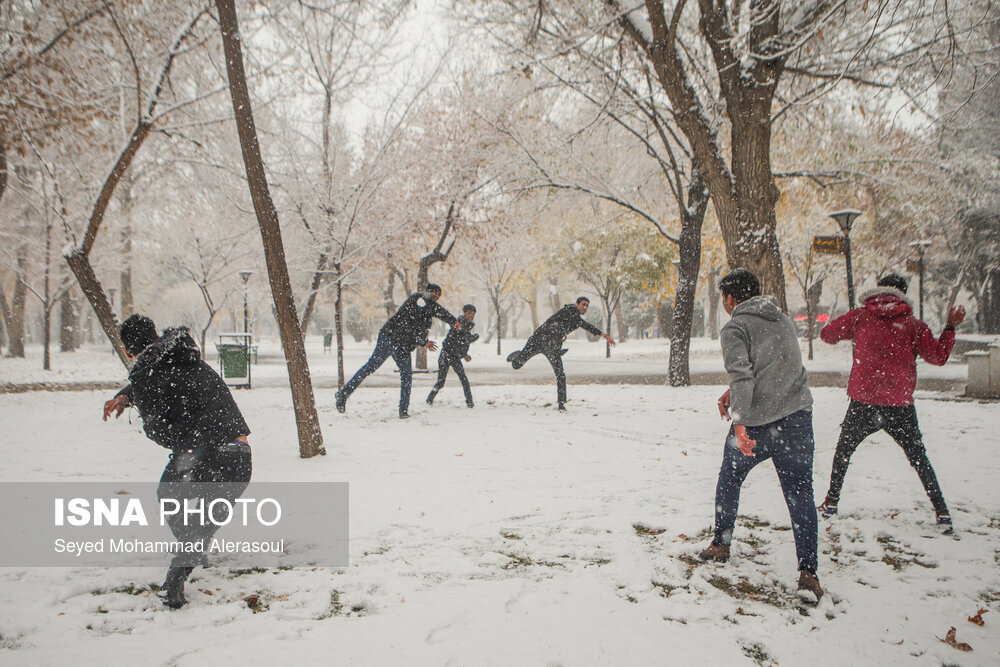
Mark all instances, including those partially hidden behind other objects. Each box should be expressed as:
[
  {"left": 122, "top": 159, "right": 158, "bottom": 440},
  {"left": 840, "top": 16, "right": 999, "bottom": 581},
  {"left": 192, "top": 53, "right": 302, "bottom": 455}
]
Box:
[{"left": 1, "top": 367, "right": 998, "bottom": 664}]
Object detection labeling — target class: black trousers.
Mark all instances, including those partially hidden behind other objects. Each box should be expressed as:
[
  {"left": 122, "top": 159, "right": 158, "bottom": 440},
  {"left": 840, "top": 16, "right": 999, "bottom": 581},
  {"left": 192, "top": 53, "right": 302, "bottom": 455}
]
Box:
[
  {"left": 824, "top": 400, "right": 947, "bottom": 515},
  {"left": 341, "top": 329, "right": 412, "bottom": 410},
  {"left": 433, "top": 350, "right": 473, "bottom": 403},
  {"left": 158, "top": 441, "right": 253, "bottom": 567},
  {"left": 511, "top": 339, "right": 566, "bottom": 405}
]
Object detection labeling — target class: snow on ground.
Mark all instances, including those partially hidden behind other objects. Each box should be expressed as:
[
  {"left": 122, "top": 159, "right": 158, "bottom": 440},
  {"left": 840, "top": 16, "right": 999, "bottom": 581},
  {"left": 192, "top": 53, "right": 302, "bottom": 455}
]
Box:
[{"left": 1, "top": 375, "right": 998, "bottom": 665}]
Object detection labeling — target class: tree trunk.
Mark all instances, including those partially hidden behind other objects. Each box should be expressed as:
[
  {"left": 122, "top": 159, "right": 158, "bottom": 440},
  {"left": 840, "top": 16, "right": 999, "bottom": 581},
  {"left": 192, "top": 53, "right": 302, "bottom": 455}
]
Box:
[
  {"left": 0, "top": 285, "right": 8, "bottom": 349},
  {"left": 60, "top": 286, "right": 79, "bottom": 352},
  {"left": 707, "top": 267, "right": 721, "bottom": 340},
  {"left": 300, "top": 251, "right": 329, "bottom": 334},
  {"left": 615, "top": 307, "right": 626, "bottom": 343},
  {"left": 494, "top": 296, "right": 502, "bottom": 355},
  {"left": 334, "top": 264, "right": 345, "bottom": 389},
  {"left": 548, "top": 277, "right": 560, "bottom": 313},
  {"left": 119, "top": 177, "right": 135, "bottom": 318},
  {"left": 8, "top": 247, "right": 28, "bottom": 357},
  {"left": 805, "top": 277, "right": 824, "bottom": 361},
  {"left": 980, "top": 269, "right": 1000, "bottom": 334},
  {"left": 528, "top": 286, "right": 539, "bottom": 330},
  {"left": 216, "top": 0, "right": 324, "bottom": 458},
  {"left": 603, "top": 300, "right": 612, "bottom": 358},
  {"left": 668, "top": 172, "right": 709, "bottom": 386},
  {"left": 66, "top": 250, "right": 130, "bottom": 364}
]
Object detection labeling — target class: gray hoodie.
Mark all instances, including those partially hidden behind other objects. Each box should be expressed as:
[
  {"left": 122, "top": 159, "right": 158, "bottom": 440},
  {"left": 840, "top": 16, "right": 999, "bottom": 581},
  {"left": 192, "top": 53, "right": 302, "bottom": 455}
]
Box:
[{"left": 720, "top": 295, "right": 812, "bottom": 427}]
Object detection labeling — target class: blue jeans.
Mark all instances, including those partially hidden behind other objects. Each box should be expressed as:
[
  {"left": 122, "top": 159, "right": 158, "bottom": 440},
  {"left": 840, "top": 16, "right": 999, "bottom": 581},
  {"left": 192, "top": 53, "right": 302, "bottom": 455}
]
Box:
[
  {"left": 341, "top": 329, "right": 413, "bottom": 411},
  {"left": 712, "top": 409, "right": 818, "bottom": 573}
]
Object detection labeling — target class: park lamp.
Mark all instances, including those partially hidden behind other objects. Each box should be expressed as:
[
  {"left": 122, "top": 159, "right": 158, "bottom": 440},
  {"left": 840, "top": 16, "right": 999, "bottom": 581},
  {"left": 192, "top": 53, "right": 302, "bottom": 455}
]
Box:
[
  {"left": 828, "top": 209, "right": 862, "bottom": 236},
  {"left": 239, "top": 269, "right": 254, "bottom": 285},
  {"left": 908, "top": 240, "right": 932, "bottom": 252}
]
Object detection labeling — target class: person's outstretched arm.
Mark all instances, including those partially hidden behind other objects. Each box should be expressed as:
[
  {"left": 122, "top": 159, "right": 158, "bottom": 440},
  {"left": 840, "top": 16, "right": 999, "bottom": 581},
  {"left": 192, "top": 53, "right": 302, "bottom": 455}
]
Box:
[
  {"left": 915, "top": 305, "right": 964, "bottom": 366},
  {"left": 819, "top": 309, "right": 859, "bottom": 345}
]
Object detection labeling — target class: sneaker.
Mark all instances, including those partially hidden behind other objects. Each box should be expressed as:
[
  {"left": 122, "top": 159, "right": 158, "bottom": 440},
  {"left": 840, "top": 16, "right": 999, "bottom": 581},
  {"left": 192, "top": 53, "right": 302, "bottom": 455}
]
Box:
[
  {"left": 426, "top": 388, "right": 438, "bottom": 405},
  {"left": 335, "top": 390, "right": 346, "bottom": 414},
  {"left": 936, "top": 513, "right": 953, "bottom": 535},
  {"left": 817, "top": 499, "right": 838, "bottom": 518},
  {"left": 797, "top": 569, "right": 824, "bottom": 602},
  {"left": 506, "top": 351, "right": 519, "bottom": 363},
  {"left": 466, "top": 400, "right": 474, "bottom": 408},
  {"left": 398, "top": 409, "right": 410, "bottom": 420},
  {"left": 557, "top": 403, "right": 567, "bottom": 412},
  {"left": 698, "top": 542, "right": 730, "bottom": 562}
]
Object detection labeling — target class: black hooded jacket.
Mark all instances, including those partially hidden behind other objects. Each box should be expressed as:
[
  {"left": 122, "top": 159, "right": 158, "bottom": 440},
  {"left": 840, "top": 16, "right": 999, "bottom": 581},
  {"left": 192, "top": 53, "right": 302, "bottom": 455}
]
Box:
[
  {"left": 442, "top": 317, "right": 478, "bottom": 357},
  {"left": 382, "top": 292, "right": 458, "bottom": 351},
  {"left": 116, "top": 327, "right": 249, "bottom": 453},
  {"left": 528, "top": 304, "right": 603, "bottom": 350}
]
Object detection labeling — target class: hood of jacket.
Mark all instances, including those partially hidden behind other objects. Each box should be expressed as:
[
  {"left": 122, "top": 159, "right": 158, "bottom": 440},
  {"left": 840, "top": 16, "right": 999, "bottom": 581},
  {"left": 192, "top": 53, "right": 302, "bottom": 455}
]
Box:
[
  {"left": 128, "top": 327, "right": 200, "bottom": 380},
  {"left": 731, "top": 295, "right": 783, "bottom": 322},
  {"left": 860, "top": 286, "right": 912, "bottom": 319}
]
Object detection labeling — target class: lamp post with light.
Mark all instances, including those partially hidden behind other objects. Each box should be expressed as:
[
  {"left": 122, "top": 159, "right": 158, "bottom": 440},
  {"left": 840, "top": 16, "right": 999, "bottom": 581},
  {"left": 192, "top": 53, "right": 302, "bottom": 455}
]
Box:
[
  {"left": 238, "top": 270, "right": 253, "bottom": 335},
  {"left": 828, "top": 210, "right": 862, "bottom": 309},
  {"left": 908, "top": 240, "right": 932, "bottom": 320}
]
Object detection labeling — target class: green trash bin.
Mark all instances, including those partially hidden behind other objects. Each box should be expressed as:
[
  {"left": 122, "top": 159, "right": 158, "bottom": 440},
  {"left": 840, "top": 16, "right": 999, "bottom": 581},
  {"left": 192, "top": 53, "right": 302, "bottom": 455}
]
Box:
[
  {"left": 323, "top": 330, "right": 334, "bottom": 353},
  {"left": 217, "top": 344, "right": 249, "bottom": 380}
]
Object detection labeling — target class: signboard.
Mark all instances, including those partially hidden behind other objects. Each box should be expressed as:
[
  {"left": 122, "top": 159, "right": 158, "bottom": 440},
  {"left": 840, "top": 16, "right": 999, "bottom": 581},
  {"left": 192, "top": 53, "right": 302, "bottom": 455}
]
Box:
[
  {"left": 812, "top": 235, "right": 845, "bottom": 254},
  {"left": 906, "top": 259, "right": 921, "bottom": 273}
]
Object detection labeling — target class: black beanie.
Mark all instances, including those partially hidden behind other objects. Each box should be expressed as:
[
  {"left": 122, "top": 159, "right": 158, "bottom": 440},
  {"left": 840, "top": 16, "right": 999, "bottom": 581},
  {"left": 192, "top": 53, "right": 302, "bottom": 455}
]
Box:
[
  {"left": 463, "top": 304, "right": 476, "bottom": 314},
  {"left": 120, "top": 314, "right": 158, "bottom": 356},
  {"left": 877, "top": 273, "right": 908, "bottom": 294}
]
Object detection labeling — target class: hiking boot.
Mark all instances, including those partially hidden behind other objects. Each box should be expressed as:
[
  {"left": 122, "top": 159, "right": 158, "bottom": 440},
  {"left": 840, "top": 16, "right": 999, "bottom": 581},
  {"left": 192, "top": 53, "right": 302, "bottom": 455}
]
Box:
[
  {"left": 335, "top": 390, "right": 346, "bottom": 414},
  {"left": 426, "top": 388, "right": 438, "bottom": 405},
  {"left": 698, "top": 542, "right": 730, "bottom": 562},
  {"left": 797, "top": 569, "right": 824, "bottom": 602},
  {"left": 936, "top": 513, "right": 954, "bottom": 535},
  {"left": 817, "top": 499, "right": 838, "bottom": 518},
  {"left": 158, "top": 566, "right": 193, "bottom": 609}
]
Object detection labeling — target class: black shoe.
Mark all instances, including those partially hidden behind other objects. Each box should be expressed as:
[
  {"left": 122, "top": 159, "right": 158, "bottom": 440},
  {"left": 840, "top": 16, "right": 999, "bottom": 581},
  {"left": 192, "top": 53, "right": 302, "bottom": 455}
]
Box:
[
  {"left": 159, "top": 566, "right": 193, "bottom": 609},
  {"left": 506, "top": 351, "right": 518, "bottom": 363},
  {"left": 426, "top": 389, "right": 438, "bottom": 405},
  {"left": 557, "top": 403, "right": 567, "bottom": 412},
  {"left": 335, "top": 390, "right": 346, "bottom": 414},
  {"left": 466, "top": 400, "right": 474, "bottom": 408},
  {"left": 399, "top": 409, "right": 410, "bottom": 419},
  {"left": 560, "top": 348, "right": 568, "bottom": 356}
]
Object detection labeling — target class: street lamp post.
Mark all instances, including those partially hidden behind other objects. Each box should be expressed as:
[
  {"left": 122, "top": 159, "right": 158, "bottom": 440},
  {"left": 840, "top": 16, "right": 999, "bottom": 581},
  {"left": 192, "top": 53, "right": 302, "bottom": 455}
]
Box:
[
  {"left": 829, "top": 210, "right": 862, "bottom": 309},
  {"left": 908, "top": 241, "right": 932, "bottom": 320},
  {"left": 238, "top": 270, "right": 253, "bottom": 335}
]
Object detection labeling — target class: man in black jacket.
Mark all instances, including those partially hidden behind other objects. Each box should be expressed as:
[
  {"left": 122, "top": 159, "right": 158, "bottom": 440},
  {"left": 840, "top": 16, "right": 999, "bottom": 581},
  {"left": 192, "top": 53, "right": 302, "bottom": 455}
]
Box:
[
  {"left": 427, "top": 304, "right": 479, "bottom": 408},
  {"left": 336, "top": 283, "right": 459, "bottom": 418},
  {"left": 102, "top": 314, "right": 252, "bottom": 610},
  {"left": 506, "top": 296, "right": 615, "bottom": 411}
]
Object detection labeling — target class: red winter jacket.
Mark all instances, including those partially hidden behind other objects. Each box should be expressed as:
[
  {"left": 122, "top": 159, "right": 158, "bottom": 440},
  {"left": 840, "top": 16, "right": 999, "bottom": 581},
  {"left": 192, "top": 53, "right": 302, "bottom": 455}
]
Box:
[{"left": 820, "top": 287, "right": 956, "bottom": 406}]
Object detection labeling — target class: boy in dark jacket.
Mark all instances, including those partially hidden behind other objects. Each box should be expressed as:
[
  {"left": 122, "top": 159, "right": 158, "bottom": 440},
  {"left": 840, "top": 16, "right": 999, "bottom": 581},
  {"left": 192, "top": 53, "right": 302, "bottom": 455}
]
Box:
[
  {"left": 698, "top": 269, "right": 822, "bottom": 602},
  {"left": 506, "top": 296, "right": 615, "bottom": 411},
  {"left": 102, "top": 314, "right": 252, "bottom": 609},
  {"left": 336, "top": 283, "right": 459, "bottom": 418},
  {"left": 816, "top": 274, "right": 965, "bottom": 533},
  {"left": 427, "top": 304, "right": 479, "bottom": 407}
]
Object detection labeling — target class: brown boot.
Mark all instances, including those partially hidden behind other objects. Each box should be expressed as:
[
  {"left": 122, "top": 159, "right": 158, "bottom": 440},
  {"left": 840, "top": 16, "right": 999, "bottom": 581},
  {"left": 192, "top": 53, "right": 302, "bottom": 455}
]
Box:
[
  {"left": 698, "top": 542, "right": 730, "bottom": 562},
  {"left": 797, "top": 569, "right": 824, "bottom": 602}
]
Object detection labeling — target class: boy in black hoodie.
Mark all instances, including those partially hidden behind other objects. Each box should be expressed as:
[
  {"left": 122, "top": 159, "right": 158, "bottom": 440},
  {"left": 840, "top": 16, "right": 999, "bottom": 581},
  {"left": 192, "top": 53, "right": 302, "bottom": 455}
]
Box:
[
  {"left": 102, "top": 314, "right": 252, "bottom": 610},
  {"left": 427, "top": 304, "right": 479, "bottom": 407}
]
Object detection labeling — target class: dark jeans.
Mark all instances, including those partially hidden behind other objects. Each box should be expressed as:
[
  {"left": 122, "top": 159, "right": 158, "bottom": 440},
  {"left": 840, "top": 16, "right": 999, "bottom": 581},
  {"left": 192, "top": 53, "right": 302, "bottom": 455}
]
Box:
[
  {"left": 434, "top": 350, "right": 473, "bottom": 404},
  {"left": 712, "top": 409, "right": 818, "bottom": 573},
  {"left": 824, "top": 400, "right": 948, "bottom": 515},
  {"left": 511, "top": 339, "right": 566, "bottom": 404},
  {"left": 158, "top": 440, "right": 253, "bottom": 567},
  {"left": 341, "top": 329, "right": 413, "bottom": 411}
]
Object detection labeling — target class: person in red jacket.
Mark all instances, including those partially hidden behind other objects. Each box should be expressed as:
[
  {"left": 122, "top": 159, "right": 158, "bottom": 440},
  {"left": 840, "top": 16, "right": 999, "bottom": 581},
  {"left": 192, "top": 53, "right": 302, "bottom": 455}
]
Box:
[{"left": 816, "top": 274, "right": 965, "bottom": 533}]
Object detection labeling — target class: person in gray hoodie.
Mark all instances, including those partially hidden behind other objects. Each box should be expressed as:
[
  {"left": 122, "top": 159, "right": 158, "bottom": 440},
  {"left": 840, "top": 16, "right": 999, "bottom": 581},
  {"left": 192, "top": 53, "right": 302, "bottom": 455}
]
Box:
[{"left": 697, "top": 269, "right": 822, "bottom": 602}]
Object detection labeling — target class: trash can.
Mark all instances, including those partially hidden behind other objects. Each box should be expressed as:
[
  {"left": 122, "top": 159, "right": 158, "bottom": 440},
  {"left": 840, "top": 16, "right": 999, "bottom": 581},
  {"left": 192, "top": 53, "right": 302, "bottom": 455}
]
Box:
[
  {"left": 323, "top": 331, "right": 334, "bottom": 353},
  {"left": 216, "top": 332, "right": 253, "bottom": 388}
]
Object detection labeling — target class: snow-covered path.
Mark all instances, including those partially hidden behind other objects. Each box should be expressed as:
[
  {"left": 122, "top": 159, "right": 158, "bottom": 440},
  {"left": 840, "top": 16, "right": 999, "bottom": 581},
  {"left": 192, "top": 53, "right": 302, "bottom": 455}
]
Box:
[{"left": 1, "top": 383, "right": 998, "bottom": 665}]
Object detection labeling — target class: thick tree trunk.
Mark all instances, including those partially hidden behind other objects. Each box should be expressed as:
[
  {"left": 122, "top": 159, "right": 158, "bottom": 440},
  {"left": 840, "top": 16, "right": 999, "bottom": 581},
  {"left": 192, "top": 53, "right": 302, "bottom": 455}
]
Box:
[
  {"left": 668, "top": 172, "right": 709, "bottom": 386},
  {"left": 59, "top": 286, "right": 79, "bottom": 352},
  {"left": 216, "top": 0, "right": 324, "bottom": 458},
  {"left": 707, "top": 267, "right": 721, "bottom": 340},
  {"left": 8, "top": 248, "right": 28, "bottom": 357},
  {"left": 66, "top": 250, "right": 130, "bottom": 364}
]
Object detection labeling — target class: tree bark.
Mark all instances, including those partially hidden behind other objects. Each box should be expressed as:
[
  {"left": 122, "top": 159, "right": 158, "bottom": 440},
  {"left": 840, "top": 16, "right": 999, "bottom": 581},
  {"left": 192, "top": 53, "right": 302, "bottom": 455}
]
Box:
[
  {"left": 0, "top": 283, "right": 8, "bottom": 349},
  {"left": 415, "top": 201, "right": 457, "bottom": 369},
  {"left": 334, "top": 264, "right": 345, "bottom": 388},
  {"left": 668, "top": 171, "right": 709, "bottom": 386},
  {"left": 8, "top": 247, "right": 28, "bottom": 357},
  {"left": 216, "top": 0, "right": 324, "bottom": 458},
  {"left": 300, "top": 251, "right": 329, "bottom": 334},
  {"left": 59, "top": 285, "right": 79, "bottom": 352},
  {"left": 707, "top": 266, "right": 721, "bottom": 340}
]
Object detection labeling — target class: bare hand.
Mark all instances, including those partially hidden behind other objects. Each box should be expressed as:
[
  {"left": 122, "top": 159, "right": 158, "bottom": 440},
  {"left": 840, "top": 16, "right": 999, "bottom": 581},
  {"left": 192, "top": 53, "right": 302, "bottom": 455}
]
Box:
[
  {"left": 603, "top": 334, "right": 617, "bottom": 347},
  {"left": 103, "top": 396, "right": 127, "bottom": 421},
  {"left": 425, "top": 340, "right": 438, "bottom": 352},
  {"left": 734, "top": 424, "right": 757, "bottom": 457},
  {"left": 464, "top": 355, "right": 471, "bottom": 362},
  {"left": 946, "top": 305, "right": 965, "bottom": 329},
  {"left": 717, "top": 389, "right": 731, "bottom": 420}
]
